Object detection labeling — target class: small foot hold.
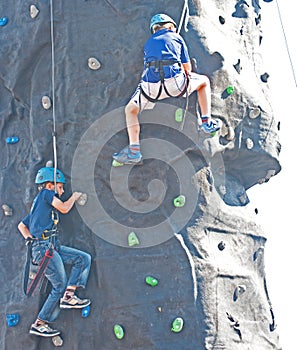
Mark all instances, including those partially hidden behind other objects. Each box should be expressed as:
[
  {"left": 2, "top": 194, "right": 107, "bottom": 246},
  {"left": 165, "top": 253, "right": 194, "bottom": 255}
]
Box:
[
  {"left": 52, "top": 335, "right": 63, "bottom": 347},
  {"left": 175, "top": 108, "right": 183, "bottom": 122},
  {"left": 128, "top": 231, "right": 140, "bottom": 247},
  {"left": 6, "top": 313, "right": 20, "bottom": 327},
  {"left": 171, "top": 317, "right": 184, "bottom": 333},
  {"left": 6, "top": 136, "right": 19, "bottom": 144},
  {"left": 145, "top": 275, "right": 158, "bottom": 287},
  {"left": 42, "top": 96, "right": 52, "bottom": 110},
  {"left": 173, "top": 195, "right": 186, "bottom": 208},
  {"left": 0, "top": 17, "right": 8, "bottom": 26},
  {"left": 30, "top": 5, "right": 40, "bottom": 19},
  {"left": 2, "top": 204, "right": 13, "bottom": 216},
  {"left": 114, "top": 324, "right": 124, "bottom": 340},
  {"left": 88, "top": 57, "right": 101, "bottom": 70},
  {"left": 112, "top": 159, "right": 124, "bottom": 167},
  {"left": 81, "top": 305, "right": 91, "bottom": 318}
]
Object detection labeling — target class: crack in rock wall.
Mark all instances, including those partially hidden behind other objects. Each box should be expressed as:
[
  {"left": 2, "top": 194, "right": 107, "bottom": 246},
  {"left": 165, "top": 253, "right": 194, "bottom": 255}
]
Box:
[{"left": 0, "top": 0, "right": 281, "bottom": 349}]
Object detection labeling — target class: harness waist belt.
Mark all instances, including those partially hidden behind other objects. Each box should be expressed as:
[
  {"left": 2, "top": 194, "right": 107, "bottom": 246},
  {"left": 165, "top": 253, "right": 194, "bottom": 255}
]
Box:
[{"left": 145, "top": 59, "right": 180, "bottom": 68}]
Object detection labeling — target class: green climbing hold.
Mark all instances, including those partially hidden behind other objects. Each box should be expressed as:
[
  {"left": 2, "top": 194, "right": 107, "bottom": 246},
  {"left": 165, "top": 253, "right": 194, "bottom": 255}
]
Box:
[
  {"left": 145, "top": 275, "right": 158, "bottom": 287},
  {"left": 175, "top": 108, "right": 183, "bottom": 122},
  {"left": 112, "top": 159, "right": 124, "bottom": 167},
  {"left": 128, "top": 231, "right": 139, "bottom": 247},
  {"left": 173, "top": 195, "right": 186, "bottom": 208},
  {"left": 226, "top": 86, "right": 234, "bottom": 95},
  {"left": 171, "top": 317, "right": 184, "bottom": 333},
  {"left": 114, "top": 324, "right": 124, "bottom": 339}
]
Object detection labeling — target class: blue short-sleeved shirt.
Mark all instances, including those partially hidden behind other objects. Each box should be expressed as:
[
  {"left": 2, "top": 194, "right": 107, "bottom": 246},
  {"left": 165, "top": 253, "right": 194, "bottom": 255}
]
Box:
[
  {"left": 22, "top": 189, "right": 56, "bottom": 238},
  {"left": 142, "top": 29, "right": 190, "bottom": 83}
]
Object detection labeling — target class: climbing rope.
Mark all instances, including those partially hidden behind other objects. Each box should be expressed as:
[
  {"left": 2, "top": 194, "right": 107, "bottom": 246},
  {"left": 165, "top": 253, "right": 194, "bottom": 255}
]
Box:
[
  {"left": 275, "top": 0, "right": 297, "bottom": 87},
  {"left": 177, "top": 0, "right": 189, "bottom": 34},
  {"left": 49, "top": 0, "right": 58, "bottom": 190}
]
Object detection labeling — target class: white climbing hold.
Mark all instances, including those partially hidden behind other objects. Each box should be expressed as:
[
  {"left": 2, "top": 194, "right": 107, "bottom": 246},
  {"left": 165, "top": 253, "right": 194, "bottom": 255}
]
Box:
[
  {"left": 219, "top": 185, "right": 226, "bottom": 195},
  {"left": 30, "top": 5, "right": 39, "bottom": 19},
  {"left": 265, "top": 169, "right": 276, "bottom": 180},
  {"left": 41, "top": 96, "right": 52, "bottom": 110},
  {"left": 46, "top": 160, "right": 53, "bottom": 167},
  {"left": 77, "top": 193, "right": 87, "bottom": 206},
  {"left": 249, "top": 107, "right": 261, "bottom": 119},
  {"left": 246, "top": 138, "right": 254, "bottom": 150},
  {"left": 226, "top": 125, "right": 235, "bottom": 141},
  {"left": 2, "top": 204, "right": 13, "bottom": 216},
  {"left": 88, "top": 57, "right": 101, "bottom": 70}
]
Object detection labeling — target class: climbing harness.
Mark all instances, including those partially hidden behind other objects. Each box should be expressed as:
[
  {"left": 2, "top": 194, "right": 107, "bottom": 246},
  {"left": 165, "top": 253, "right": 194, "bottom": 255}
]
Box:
[
  {"left": 24, "top": 244, "right": 54, "bottom": 297},
  {"left": 139, "top": 60, "right": 190, "bottom": 130},
  {"left": 23, "top": 210, "right": 59, "bottom": 297},
  {"left": 140, "top": 60, "right": 189, "bottom": 103}
]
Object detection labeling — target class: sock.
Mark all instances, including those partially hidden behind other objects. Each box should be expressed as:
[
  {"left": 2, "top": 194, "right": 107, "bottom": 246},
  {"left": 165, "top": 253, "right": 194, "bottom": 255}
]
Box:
[
  {"left": 201, "top": 115, "right": 210, "bottom": 124},
  {"left": 63, "top": 287, "right": 75, "bottom": 300},
  {"left": 35, "top": 319, "right": 45, "bottom": 327},
  {"left": 129, "top": 143, "right": 140, "bottom": 156}
]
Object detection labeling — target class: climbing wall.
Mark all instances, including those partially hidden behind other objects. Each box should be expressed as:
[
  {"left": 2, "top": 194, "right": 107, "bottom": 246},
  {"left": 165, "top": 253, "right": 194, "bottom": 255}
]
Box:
[{"left": 0, "top": 1, "right": 281, "bottom": 349}]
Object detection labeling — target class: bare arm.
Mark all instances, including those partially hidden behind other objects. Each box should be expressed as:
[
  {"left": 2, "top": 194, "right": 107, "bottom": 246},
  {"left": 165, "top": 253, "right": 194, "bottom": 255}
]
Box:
[
  {"left": 52, "top": 192, "right": 82, "bottom": 214},
  {"left": 182, "top": 62, "right": 192, "bottom": 75},
  {"left": 18, "top": 222, "right": 33, "bottom": 240}
]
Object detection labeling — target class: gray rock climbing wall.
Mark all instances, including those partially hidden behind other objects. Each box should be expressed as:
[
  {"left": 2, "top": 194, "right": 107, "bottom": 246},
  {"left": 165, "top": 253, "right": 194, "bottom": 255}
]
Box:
[{"left": 0, "top": 0, "right": 282, "bottom": 349}]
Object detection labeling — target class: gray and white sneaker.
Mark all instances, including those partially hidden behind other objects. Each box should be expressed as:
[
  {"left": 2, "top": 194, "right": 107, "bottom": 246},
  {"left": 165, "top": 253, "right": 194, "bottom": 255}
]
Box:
[
  {"left": 29, "top": 323, "right": 60, "bottom": 337},
  {"left": 60, "top": 295, "right": 91, "bottom": 309}
]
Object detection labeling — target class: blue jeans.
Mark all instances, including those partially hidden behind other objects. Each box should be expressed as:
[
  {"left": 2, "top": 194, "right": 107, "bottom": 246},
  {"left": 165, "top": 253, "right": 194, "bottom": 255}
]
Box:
[{"left": 31, "top": 240, "right": 91, "bottom": 323}]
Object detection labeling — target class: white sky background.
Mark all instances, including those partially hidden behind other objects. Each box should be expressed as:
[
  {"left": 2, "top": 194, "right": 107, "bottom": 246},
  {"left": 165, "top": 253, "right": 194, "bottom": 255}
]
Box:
[{"left": 247, "top": 1, "right": 297, "bottom": 349}]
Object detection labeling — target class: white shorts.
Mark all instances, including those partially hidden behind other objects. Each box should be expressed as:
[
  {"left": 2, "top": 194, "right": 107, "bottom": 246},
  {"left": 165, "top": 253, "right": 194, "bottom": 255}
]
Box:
[{"left": 129, "top": 72, "right": 203, "bottom": 111}]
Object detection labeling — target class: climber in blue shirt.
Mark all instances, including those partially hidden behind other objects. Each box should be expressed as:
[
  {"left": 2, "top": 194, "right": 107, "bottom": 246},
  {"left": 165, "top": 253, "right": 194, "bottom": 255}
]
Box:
[
  {"left": 18, "top": 166, "right": 91, "bottom": 338},
  {"left": 113, "top": 13, "right": 221, "bottom": 165}
]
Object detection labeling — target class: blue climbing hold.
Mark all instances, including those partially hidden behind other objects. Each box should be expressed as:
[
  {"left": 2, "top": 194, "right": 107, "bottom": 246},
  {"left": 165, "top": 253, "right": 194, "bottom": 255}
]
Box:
[
  {"left": 82, "top": 305, "right": 91, "bottom": 318},
  {"left": 0, "top": 17, "right": 8, "bottom": 26},
  {"left": 6, "top": 313, "right": 20, "bottom": 327},
  {"left": 6, "top": 136, "right": 19, "bottom": 144}
]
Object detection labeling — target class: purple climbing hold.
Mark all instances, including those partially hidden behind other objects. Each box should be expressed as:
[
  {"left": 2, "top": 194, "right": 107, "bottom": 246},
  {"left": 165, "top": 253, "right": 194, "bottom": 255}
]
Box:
[{"left": 0, "top": 17, "right": 8, "bottom": 26}]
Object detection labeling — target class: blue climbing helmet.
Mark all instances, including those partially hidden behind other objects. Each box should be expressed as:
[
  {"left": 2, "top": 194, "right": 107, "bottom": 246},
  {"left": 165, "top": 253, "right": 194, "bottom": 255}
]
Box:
[
  {"left": 150, "top": 13, "right": 177, "bottom": 33},
  {"left": 35, "top": 167, "right": 66, "bottom": 184}
]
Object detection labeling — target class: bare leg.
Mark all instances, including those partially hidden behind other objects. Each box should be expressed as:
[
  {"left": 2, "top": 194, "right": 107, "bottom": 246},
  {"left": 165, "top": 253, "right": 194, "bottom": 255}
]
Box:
[
  {"left": 125, "top": 102, "right": 140, "bottom": 144},
  {"left": 196, "top": 75, "right": 211, "bottom": 118}
]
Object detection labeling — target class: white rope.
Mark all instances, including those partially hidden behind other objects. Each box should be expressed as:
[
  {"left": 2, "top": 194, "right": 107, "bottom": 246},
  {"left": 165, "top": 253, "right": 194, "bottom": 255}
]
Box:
[
  {"left": 275, "top": 0, "right": 297, "bottom": 87},
  {"left": 49, "top": 0, "right": 58, "bottom": 190},
  {"left": 177, "top": 0, "right": 189, "bottom": 34}
]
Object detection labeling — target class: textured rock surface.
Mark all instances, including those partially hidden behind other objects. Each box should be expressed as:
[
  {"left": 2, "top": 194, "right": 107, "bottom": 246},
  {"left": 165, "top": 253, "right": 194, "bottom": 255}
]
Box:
[{"left": 0, "top": 1, "right": 281, "bottom": 349}]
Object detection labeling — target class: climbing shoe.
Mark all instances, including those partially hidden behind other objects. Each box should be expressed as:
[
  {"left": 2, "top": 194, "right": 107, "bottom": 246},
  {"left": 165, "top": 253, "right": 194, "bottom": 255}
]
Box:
[
  {"left": 113, "top": 146, "right": 142, "bottom": 165},
  {"left": 29, "top": 323, "right": 60, "bottom": 337},
  {"left": 60, "top": 295, "right": 91, "bottom": 309},
  {"left": 199, "top": 119, "right": 222, "bottom": 134}
]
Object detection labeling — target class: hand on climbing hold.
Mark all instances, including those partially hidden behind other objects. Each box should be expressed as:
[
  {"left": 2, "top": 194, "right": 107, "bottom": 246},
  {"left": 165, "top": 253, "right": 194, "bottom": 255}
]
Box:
[
  {"left": 25, "top": 237, "right": 34, "bottom": 246},
  {"left": 76, "top": 193, "right": 87, "bottom": 206},
  {"left": 73, "top": 192, "right": 83, "bottom": 201}
]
